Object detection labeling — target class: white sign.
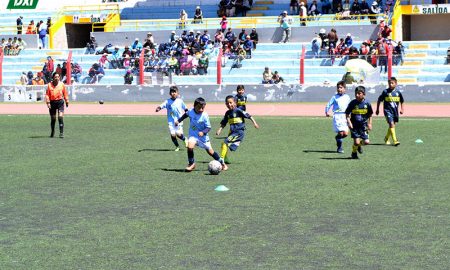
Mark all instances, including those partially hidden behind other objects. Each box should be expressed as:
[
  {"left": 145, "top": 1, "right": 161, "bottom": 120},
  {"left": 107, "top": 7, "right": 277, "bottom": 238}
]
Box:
[{"left": 412, "top": 4, "right": 450, "bottom": 14}]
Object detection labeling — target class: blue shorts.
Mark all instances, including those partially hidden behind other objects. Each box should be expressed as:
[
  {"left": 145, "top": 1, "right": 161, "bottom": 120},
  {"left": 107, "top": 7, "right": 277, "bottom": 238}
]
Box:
[
  {"left": 384, "top": 111, "right": 399, "bottom": 124},
  {"left": 350, "top": 126, "right": 369, "bottom": 140},
  {"left": 225, "top": 130, "right": 245, "bottom": 151}
]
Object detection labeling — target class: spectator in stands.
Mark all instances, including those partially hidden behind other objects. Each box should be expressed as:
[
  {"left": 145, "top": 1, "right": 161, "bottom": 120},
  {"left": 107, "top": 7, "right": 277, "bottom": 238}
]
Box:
[
  {"left": 14, "top": 37, "right": 27, "bottom": 55},
  {"left": 344, "top": 33, "right": 353, "bottom": 47},
  {"left": 385, "top": 0, "right": 394, "bottom": 15},
  {"left": 225, "top": 0, "right": 236, "bottom": 17},
  {"left": 238, "top": 0, "right": 252, "bottom": 17},
  {"left": 200, "top": 30, "right": 210, "bottom": 46},
  {"left": 318, "top": 28, "right": 327, "bottom": 50},
  {"left": 89, "top": 63, "right": 105, "bottom": 84},
  {"left": 290, "top": 0, "right": 299, "bottom": 15},
  {"left": 332, "top": 0, "right": 341, "bottom": 13},
  {"left": 308, "top": 0, "right": 321, "bottom": 18},
  {"left": 130, "top": 38, "right": 143, "bottom": 57},
  {"left": 321, "top": 0, "right": 332, "bottom": 14},
  {"left": 46, "top": 17, "right": 51, "bottom": 34},
  {"left": 99, "top": 53, "right": 110, "bottom": 69},
  {"left": 311, "top": 34, "right": 322, "bottom": 58},
  {"left": 17, "top": 16, "right": 23, "bottom": 34},
  {"left": 341, "top": 0, "right": 351, "bottom": 19},
  {"left": 380, "top": 25, "right": 392, "bottom": 39},
  {"left": 193, "top": 6, "right": 203, "bottom": 23},
  {"left": 156, "top": 56, "right": 169, "bottom": 75},
  {"left": 262, "top": 67, "right": 273, "bottom": 84},
  {"left": 46, "top": 56, "right": 54, "bottom": 78},
  {"left": 38, "top": 23, "right": 47, "bottom": 49},
  {"left": 369, "top": 1, "right": 380, "bottom": 24},
  {"left": 220, "top": 16, "right": 228, "bottom": 33},
  {"left": 224, "top": 28, "right": 236, "bottom": 46},
  {"left": 272, "top": 71, "right": 285, "bottom": 84},
  {"left": 36, "top": 20, "right": 44, "bottom": 34},
  {"left": 218, "top": 0, "right": 227, "bottom": 17},
  {"left": 20, "top": 72, "right": 28, "bottom": 85},
  {"left": 72, "top": 63, "right": 82, "bottom": 83},
  {"left": 86, "top": 36, "right": 97, "bottom": 54},
  {"left": 123, "top": 55, "right": 131, "bottom": 69},
  {"left": 168, "top": 54, "right": 179, "bottom": 75},
  {"left": 215, "top": 29, "right": 225, "bottom": 45},
  {"left": 55, "top": 64, "right": 62, "bottom": 77},
  {"left": 32, "top": 72, "right": 45, "bottom": 85},
  {"left": 327, "top": 28, "right": 338, "bottom": 49},
  {"left": 110, "top": 46, "right": 121, "bottom": 69},
  {"left": 124, "top": 70, "right": 133, "bottom": 84},
  {"left": 27, "top": 71, "right": 34, "bottom": 85},
  {"left": 179, "top": 9, "right": 188, "bottom": 29},
  {"left": 360, "top": 40, "right": 371, "bottom": 61},
  {"left": 278, "top": 11, "right": 293, "bottom": 43},
  {"left": 243, "top": 35, "right": 253, "bottom": 58},
  {"left": 198, "top": 53, "right": 209, "bottom": 75},
  {"left": 360, "top": 0, "right": 370, "bottom": 19},
  {"left": 350, "top": 0, "right": 361, "bottom": 18},
  {"left": 299, "top": 2, "right": 307, "bottom": 26},
  {"left": 393, "top": 41, "right": 404, "bottom": 66},
  {"left": 238, "top": 29, "right": 247, "bottom": 44},
  {"left": 377, "top": 39, "right": 388, "bottom": 73},
  {"left": 250, "top": 28, "right": 259, "bottom": 49},
  {"left": 26, "top": 20, "right": 36, "bottom": 34}
]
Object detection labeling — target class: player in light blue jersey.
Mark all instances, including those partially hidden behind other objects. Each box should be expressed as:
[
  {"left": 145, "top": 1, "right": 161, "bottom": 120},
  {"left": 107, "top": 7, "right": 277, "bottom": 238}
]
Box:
[
  {"left": 325, "top": 80, "right": 351, "bottom": 153},
  {"left": 175, "top": 97, "right": 227, "bottom": 172},
  {"left": 156, "top": 86, "right": 188, "bottom": 151}
]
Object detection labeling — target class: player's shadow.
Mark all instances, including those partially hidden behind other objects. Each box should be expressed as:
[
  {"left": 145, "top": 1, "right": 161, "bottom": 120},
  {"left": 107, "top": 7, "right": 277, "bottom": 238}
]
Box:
[
  {"left": 215, "top": 136, "right": 228, "bottom": 139},
  {"left": 303, "top": 150, "right": 337, "bottom": 153},
  {"left": 321, "top": 157, "right": 354, "bottom": 160},
  {"left": 29, "top": 135, "right": 51, "bottom": 139},
  {"left": 138, "top": 149, "right": 173, "bottom": 152},
  {"left": 370, "top": 143, "right": 391, "bottom": 146},
  {"left": 161, "top": 168, "right": 188, "bottom": 172}
]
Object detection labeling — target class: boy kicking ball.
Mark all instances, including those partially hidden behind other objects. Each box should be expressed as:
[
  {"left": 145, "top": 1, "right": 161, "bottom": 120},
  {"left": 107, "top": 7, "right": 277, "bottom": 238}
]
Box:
[
  {"left": 216, "top": 95, "right": 259, "bottom": 167},
  {"left": 175, "top": 97, "right": 227, "bottom": 172},
  {"left": 155, "top": 86, "right": 188, "bottom": 151},
  {"left": 345, "top": 86, "right": 373, "bottom": 159}
]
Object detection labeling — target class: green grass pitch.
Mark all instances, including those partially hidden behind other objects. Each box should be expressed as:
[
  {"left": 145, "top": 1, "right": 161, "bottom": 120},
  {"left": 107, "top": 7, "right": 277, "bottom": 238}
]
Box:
[{"left": 1, "top": 115, "right": 449, "bottom": 269}]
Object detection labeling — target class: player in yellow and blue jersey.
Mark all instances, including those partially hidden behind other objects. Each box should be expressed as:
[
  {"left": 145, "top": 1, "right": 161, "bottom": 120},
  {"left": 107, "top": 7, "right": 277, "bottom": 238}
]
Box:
[
  {"left": 325, "top": 80, "right": 351, "bottom": 153},
  {"left": 175, "top": 97, "right": 227, "bottom": 172},
  {"left": 216, "top": 95, "right": 259, "bottom": 167},
  {"left": 235, "top": 85, "right": 247, "bottom": 111},
  {"left": 376, "top": 77, "right": 404, "bottom": 146},
  {"left": 155, "top": 86, "right": 188, "bottom": 151},
  {"left": 345, "top": 86, "right": 373, "bottom": 159}
]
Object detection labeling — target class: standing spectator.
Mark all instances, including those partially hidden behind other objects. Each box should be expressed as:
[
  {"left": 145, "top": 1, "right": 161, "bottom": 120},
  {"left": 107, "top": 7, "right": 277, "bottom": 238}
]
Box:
[
  {"left": 327, "top": 28, "right": 338, "bottom": 49},
  {"left": 332, "top": 0, "right": 342, "bottom": 13},
  {"left": 308, "top": 0, "right": 321, "bottom": 18},
  {"left": 193, "top": 6, "right": 203, "bottom": 23},
  {"left": 278, "top": 11, "right": 293, "bottom": 43},
  {"left": 369, "top": 1, "right": 380, "bottom": 24},
  {"left": 311, "top": 34, "right": 322, "bottom": 58},
  {"left": 46, "top": 17, "right": 51, "bottom": 34},
  {"left": 72, "top": 63, "right": 82, "bottom": 83},
  {"left": 20, "top": 72, "right": 28, "bottom": 85},
  {"left": 249, "top": 28, "right": 259, "bottom": 49},
  {"left": 99, "top": 53, "right": 110, "bottom": 68},
  {"left": 36, "top": 20, "right": 44, "bottom": 34},
  {"left": 360, "top": 0, "right": 370, "bottom": 19},
  {"left": 220, "top": 16, "right": 228, "bottom": 32},
  {"left": 350, "top": 0, "right": 361, "bottom": 18},
  {"left": 242, "top": 35, "right": 253, "bottom": 58},
  {"left": 321, "top": 0, "right": 332, "bottom": 14},
  {"left": 32, "top": 72, "right": 45, "bottom": 85},
  {"left": 26, "top": 20, "right": 36, "bottom": 34},
  {"left": 45, "top": 73, "right": 69, "bottom": 138},
  {"left": 380, "top": 25, "right": 392, "bottom": 39},
  {"left": 299, "top": 2, "right": 307, "bottom": 26},
  {"left": 110, "top": 46, "right": 121, "bottom": 69},
  {"left": 393, "top": 41, "right": 404, "bottom": 66},
  {"left": 179, "top": 9, "right": 188, "bottom": 29},
  {"left": 38, "top": 24, "right": 47, "bottom": 49},
  {"left": 290, "top": 0, "right": 299, "bottom": 15},
  {"left": 377, "top": 39, "right": 389, "bottom": 73},
  {"left": 86, "top": 36, "right": 97, "bottom": 54},
  {"left": 16, "top": 16, "right": 23, "bottom": 34},
  {"left": 124, "top": 70, "right": 133, "bottom": 84}
]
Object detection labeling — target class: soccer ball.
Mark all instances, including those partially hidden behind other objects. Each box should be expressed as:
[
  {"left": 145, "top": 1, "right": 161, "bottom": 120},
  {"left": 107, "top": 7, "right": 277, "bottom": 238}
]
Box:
[{"left": 208, "top": 160, "right": 222, "bottom": 175}]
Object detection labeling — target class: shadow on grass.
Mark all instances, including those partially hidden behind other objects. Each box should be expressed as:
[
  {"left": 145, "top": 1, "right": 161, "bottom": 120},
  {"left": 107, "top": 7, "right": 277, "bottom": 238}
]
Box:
[
  {"left": 321, "top": 157, "right": 354, "bottom": 160},
  {"left": 161, "top": 168, "right": 187, "bottom": 172},
  {"left": 370, "top": 143, "right": 391, "bottom": 146},
  {"left": 29, "top": 135, "right": 51, "bottom": 139},
  {"left": 303, "top": 150, "right": 337, "bottom": 153},
  {"left": 138, "top": 149, "right": 173, "bottom": 152}
]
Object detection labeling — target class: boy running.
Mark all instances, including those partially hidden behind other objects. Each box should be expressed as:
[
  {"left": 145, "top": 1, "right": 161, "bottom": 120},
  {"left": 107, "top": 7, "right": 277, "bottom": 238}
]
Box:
[
  {"left": 175, "top": 97, "right": 227, "bottom": 172},
  {"left": 345, "top": 86, "right": 373, "bottom": 159},
  {"left": 216, "top": 95, "right": 259, "bottom": 166},
  {"left": 235, "top": 84, "right": 247, "bottom": 111},
  {"left": 325, "top": 80, "right": 351, "bottom": 153},
  {"left": 155, "top": 86, "right": 188, "bottom": 151},
  {"left": 376, "top": 77, "right": 404, "bottom": 146}
]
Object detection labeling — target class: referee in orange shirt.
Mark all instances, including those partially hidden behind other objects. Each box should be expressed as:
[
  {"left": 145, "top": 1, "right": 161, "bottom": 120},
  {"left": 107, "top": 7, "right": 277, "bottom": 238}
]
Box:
[{"left": 45, "top": 73, "right": 69, "bottom": 138}]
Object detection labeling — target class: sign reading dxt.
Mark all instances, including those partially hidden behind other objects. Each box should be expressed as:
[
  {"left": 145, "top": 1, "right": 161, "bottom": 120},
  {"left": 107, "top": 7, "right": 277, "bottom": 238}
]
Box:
[{"left": 7, "top": 0, "right": 39, "bottom": 9}]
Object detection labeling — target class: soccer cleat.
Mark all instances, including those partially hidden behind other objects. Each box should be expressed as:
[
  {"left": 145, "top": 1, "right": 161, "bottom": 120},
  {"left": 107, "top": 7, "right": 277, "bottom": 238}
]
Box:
[
  {"left": 221, "top": 163, "right": 228, "bottom": 171},
  {"left": 224, "top": 156, "right": 231, "bottom": 164},
  {"left": 337, "top": 147, "right": 344, "bottom": 154},
  {"left": 357, "top": 146, "right": 363, "bottom": 154},
  {"left": 174, "top": 147, "right": 180, "bottom": 152},
  {"left": 185, "top": 163, "right": 196, "bottom": 172},
  {"left": 59, "top": 133, "right": 64, "bottom": 138},
  {"left": 50, "top": 130, "right": 55, "bottom": 138},
  {"left": 351, "top": 152, "right": 359, "bottom": 159},
  {"left": 394, "top": 141, "right": 400, "bottom": 146},
  {"left": 384, "top": 136, "right": 391, "bottom": 145}
]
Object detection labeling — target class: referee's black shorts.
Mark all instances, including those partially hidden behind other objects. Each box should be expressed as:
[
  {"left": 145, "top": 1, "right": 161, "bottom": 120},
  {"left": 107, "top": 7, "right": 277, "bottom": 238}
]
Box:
[{"left": 49, "top": 99, "right": 65, "bottom": 115}]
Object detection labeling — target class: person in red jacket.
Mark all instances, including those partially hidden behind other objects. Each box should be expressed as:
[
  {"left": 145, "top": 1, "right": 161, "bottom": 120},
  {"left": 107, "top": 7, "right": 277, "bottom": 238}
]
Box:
[{"left": 45, "top": 73, "right": 69, "bottom": 138}]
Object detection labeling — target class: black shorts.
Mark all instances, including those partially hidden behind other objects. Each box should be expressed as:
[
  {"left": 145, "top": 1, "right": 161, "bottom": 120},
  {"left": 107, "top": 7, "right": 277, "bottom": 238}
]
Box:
[
  {"left": 350, "top": 126, "right": 369, "bottom": 140},
  {"left": 225, "top": 129, "right": 245, "bottom": 151},
  {"left": 49, "top": 99, "right": 65, "bottom": 115}
]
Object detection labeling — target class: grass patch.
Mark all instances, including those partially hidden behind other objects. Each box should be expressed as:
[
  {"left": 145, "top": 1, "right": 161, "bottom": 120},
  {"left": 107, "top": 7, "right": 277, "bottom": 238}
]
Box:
[{"left": 0, "top": 115, "right": 449, "bottom": 269}]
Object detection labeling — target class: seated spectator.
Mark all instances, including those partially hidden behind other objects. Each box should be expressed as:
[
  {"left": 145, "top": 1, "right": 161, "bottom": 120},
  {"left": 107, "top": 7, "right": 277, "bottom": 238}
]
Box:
[
  {"left": 351, "top": 0, "right": 361, "bottom": 18},
  {"left": 360, "top": 0, "right": 370, "bottom": 19},
  {"left": 369, "top": 1, "right": 380, "bottom": 24},
  {"left": 72, "top": 62, "right": 82, "bottom": 83},
  {"left": 242, "top": 35, "right": 253, "bottom": 59},
  {"left": 272, "top": 71, "right": 285, "bottom": 84},
  {"left": 250, "top": 28, "right": 259, "bottom": 49},
  {"left": 13, "top": 37, "right": 27, "bottom": 55},
  {"left": 393, "top": 41, "right": 405, "bottom": 66},
  {"left": 341, "top": 0, "right": 351, "bottom": 19},
  {"left": 55, "top": 64, "right": 62, "bottom": 77},
  {"left": 179, "top": 9, "right": 188, "bottom": 29},
  {"left": 238, "top": 29, "right": 248, "bottom": 44},
  {"left": 193, "top": 6, "right": 203, "bottom": 23},
  {"left": 26, "top": 71, "right": 34, "bottom": 85},
  {"left": 86, "top": 36, "right": 97, "bottom": 54},
  {"left": 321, "top": 0, "right": 331, "bottom": 14},
  {"left": 262, "top": 67, "right": 273, "bottom": 84},
  {"left": 124, "top": 70, "right": 133, "bottom": 84},
  {"left": 20, "top": 72, "right": 28, "bottom": 85},
  {"left": 168, "top": 54, "right": 179, "bottom": 75},
  {"left": 345, "top": 33, "right": 353, "bottom": 47},
  {"left": 99, "top": 53, "right": 110, "bottom": 68},
  {"left": 197, "top": 53, "right": 209, "bottom": 75},
  {"left": 110, "top": 46, "right": 121, "bottom": 69},
  {"left": 87, "top": 63, "right": 105, "bottom": 84},
  {"left": 311, "top": 34, "right": 322, "bottom": 58},
  {"left": 308, "top": 0, "right": 321, "bottom": 18},
  {"left": 156, "top": 56, "right": 169, "bottom": 75},
  {"left": 327, "top": 28, "right": 338, "bottom": 49},
  {"left": 130, "top": 38, "right": 143, "bottom": 57},
  {"left": 32, "top": 72, "right": 45, "bottom": 85},
  {"left": 215, "top": 29, "right": 225, "bottom": 45},
  {"left": 342, "top": 71, "right": 356, "bottom": 84},
  {"left": 380, "top": 25, "right": 392, "bottom": 39}
]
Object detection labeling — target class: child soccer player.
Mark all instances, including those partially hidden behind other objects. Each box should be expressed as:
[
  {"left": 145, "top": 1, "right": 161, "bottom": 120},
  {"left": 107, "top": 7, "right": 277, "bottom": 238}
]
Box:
[
  {"left": 345, "top": 86, "right": 373, "bottom": 159},
  {"left": 325, "top": 80, "right": 351, "bottom": 153},
  {"left": 375, "top": 77, "right": 404, "bottom": 146},
  {"left": 155, "top": 86, "right": 188, "bottom": 151},
  {"left": 175, "top": 97, "right": 227, "bottom": 172},
  {"left": 235, "top": 84, "right": 247, "bottom": 111},
  {"left": 216, "top": 95, "right": 259, "bottom": 166}
]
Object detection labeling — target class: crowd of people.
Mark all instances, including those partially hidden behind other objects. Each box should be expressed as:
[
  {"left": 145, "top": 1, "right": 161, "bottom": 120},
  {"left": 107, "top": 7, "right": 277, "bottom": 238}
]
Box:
[
  {"left": 16, "top": 16, "right": 51, "bottom": 49},
  {"left": 1, "top": 36, "right": 27, "bottom": 56}
]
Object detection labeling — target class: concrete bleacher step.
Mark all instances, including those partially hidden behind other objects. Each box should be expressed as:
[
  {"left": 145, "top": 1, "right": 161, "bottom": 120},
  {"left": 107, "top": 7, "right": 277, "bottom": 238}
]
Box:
[
  {"left": 405, "top": 52, "right": 427, "bottom": 58},
  {"left": 403, "top": 61, "right": 423, "bottom": 66},
  {"left": 255, "top": 0, "right": 274, "bottom": 4},
  {"left": 397, "top": 78, "right": 418, "bottom": 84},
  {"left": 246, "top": 13, "right": 265, "bottom": 17},
  {"left": 408, "top": 44, "right": 430, "bottom": 50},
  {"left": 398, "top": 69, "right": 420, "bottom": 75},
  {"left": 46, "top": 51, "right": 64, "bottom": 56},
  {"left": 252, "top": 6, "right": 269, "bottom": 10}
]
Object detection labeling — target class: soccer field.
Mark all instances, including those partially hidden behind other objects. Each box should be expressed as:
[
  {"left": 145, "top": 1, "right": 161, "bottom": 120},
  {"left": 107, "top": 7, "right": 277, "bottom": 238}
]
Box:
[{"left": 1, "top": 115, "right": 449, "bottom": 269}]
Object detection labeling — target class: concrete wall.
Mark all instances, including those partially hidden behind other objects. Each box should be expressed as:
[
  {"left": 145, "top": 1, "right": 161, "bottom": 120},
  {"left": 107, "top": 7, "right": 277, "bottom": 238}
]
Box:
[
  {"left": 91, "top": 25, "right": 379, "bottom": 47},
  {"left": 410, "top": 14, "right": 450, "bottom": 41},
  {"left": 3, "top": 83, "right": 450, "bottom": 102},
  {"left": 0, "top": 34, "right": 39, "bottom": 48}
]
